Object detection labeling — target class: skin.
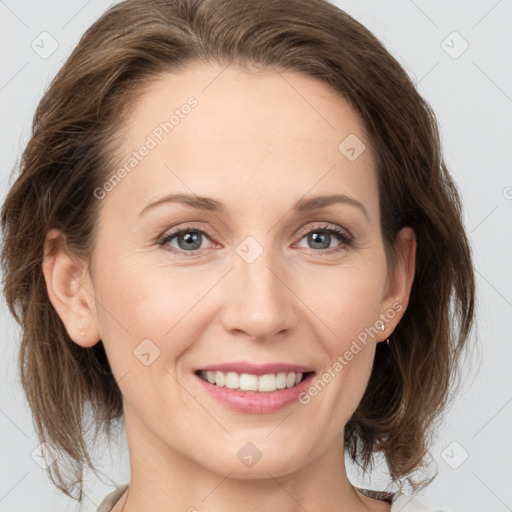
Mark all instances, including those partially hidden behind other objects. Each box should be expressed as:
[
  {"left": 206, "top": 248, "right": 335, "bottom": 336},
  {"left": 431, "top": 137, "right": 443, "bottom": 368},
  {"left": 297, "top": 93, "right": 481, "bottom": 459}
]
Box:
[{"left": 43, "top": 62, "right": 416, "bottom": 512}]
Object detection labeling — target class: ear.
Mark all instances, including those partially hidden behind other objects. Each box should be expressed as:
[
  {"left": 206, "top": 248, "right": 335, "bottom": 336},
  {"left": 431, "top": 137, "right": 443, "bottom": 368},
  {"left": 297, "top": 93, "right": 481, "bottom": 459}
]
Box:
[
  {"left": 378, "top": 226, "right": 417, "bottom": 341},
  {"left": 42, "top": 228, "right": 100, "bottom": 347}
]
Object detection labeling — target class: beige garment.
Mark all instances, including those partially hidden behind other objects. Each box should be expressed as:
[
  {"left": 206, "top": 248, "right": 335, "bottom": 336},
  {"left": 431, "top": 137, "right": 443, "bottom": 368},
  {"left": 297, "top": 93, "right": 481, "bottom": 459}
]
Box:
[
  {"left": 97, "top": 484, "right": 128, "bottom": 512},
  {"left": 97, "top": 484, "right": 445, "bottom": 511}
]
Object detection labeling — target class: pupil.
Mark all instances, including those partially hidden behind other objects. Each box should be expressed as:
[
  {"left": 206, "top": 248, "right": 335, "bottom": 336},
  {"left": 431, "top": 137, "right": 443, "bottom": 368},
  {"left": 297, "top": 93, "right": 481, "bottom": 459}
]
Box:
[
  {"left": 310, "top": 232, "right": 330, "bottom": 249},
  {"left": 179, "top": 232, "right": 201, "bottom": 250}
]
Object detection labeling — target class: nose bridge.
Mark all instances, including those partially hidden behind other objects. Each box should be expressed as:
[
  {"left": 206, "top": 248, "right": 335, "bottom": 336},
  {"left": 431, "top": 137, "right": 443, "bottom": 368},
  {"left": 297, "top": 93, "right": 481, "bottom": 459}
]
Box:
[{"left": 221, "top": 236, "right": 296, "bottom": 339}]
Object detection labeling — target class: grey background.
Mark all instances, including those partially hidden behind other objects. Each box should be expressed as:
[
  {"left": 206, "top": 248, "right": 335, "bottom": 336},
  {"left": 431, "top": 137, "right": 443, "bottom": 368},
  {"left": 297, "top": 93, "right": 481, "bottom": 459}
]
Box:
[{"left": 1, "top": 1, "right": 511, "bottom": 511}]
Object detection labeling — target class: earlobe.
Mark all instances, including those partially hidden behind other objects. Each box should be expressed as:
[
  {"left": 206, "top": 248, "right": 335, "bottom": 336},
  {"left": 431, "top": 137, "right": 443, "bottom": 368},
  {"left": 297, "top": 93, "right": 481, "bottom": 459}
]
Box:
[{"left": 42, "top": 228, "right": 100, "bottom": 348}]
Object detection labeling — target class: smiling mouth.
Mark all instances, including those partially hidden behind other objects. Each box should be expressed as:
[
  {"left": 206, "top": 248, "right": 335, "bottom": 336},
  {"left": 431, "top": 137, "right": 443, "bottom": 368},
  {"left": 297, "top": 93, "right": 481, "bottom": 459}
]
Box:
[{"left": 195, "top": 370, "right": 315, "bottom": 393}]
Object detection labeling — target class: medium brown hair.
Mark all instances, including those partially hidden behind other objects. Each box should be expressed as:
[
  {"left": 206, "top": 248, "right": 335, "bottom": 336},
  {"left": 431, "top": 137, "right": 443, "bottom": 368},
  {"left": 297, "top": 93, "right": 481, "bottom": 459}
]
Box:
[{"left": 1, "top": 0, "right": 475, "bottom": 501}]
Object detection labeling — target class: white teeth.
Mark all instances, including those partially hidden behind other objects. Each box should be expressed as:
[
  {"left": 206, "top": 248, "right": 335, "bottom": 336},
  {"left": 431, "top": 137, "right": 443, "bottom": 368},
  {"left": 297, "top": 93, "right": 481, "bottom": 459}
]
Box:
[
  {"left": 239, "top": 373, "right": 258, "bottom": 391},
  {"left": 225, "top": 372, "right": 239, "bottom": 390},
  {"left": 215, "top": 371, "right": 226, "bottom": 387},
  {"left": 276, "top": 372, "right": 287, "bottom": 389},
  {"left": 258, "top": 373, "right": 276, "bottom": 392},
  {"left": 199, "top": 370, "right": 306, "bottom": 392}
]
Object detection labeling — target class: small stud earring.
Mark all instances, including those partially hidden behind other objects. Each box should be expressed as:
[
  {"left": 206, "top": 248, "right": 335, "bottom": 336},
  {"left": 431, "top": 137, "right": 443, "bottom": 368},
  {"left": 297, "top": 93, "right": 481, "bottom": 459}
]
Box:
[
  {"left": 78, "top": 326, "right": 86, "bottom": 336},
  {"left": 380, "top": 324, "right": 390, "bottom": 345}
]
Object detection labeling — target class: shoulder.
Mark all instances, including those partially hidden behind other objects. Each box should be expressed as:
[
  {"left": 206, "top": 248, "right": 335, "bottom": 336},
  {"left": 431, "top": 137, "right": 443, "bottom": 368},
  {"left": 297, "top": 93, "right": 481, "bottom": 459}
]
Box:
[
  {"left": 96, "top": 484, "right": 129, "bottom": 512},
  {"left": 356, "top": 487, "right": 449, "bottom": 512},
  {"left": 391, "top": 492, "right": 450, "bottom": 512},
  {"left": 97, "top": 485, "right": 450, "bottom": 512}
]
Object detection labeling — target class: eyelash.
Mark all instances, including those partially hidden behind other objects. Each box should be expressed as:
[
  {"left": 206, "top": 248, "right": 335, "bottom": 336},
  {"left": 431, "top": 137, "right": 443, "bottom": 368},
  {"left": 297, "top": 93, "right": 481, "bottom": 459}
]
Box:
[{"left": 157, "top": 223, "right": 354, "bottom": 257}]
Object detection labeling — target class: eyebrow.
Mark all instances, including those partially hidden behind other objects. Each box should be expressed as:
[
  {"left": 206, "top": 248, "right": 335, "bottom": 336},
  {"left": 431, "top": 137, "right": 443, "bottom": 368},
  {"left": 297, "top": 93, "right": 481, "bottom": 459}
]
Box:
[{"left": 139, "top": 192, "right": 369, "bottom": 220}]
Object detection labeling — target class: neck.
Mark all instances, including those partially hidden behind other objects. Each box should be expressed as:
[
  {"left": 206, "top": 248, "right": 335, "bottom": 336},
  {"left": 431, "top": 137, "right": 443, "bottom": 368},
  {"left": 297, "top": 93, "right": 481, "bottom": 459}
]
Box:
[{"left": 116, "top": 407, "right": 373, "bottom": 512}]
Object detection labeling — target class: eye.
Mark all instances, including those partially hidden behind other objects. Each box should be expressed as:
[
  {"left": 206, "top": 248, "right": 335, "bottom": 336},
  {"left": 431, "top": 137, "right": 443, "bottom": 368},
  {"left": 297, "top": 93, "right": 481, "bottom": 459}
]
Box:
[
  {"left": 157, "top": 223, "right": 354, "bottom": 256},
  {"left": 158, "top": 226, "right": 214, "bottom": 254},
  {"left": 296, "top": 224, "right": 353, "bottom": 252}
]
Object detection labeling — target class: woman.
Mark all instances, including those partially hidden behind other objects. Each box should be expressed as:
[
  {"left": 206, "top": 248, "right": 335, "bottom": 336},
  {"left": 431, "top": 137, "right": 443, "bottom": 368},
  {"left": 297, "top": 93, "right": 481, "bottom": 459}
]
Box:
[{"left": 0, "top": 0, "right": 475, "bottom": 511}]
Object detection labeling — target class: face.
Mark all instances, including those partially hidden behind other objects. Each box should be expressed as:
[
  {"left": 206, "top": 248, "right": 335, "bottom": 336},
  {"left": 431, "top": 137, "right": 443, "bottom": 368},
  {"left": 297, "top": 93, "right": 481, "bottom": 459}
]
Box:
[{"left": 49, "top": 62, "right": 415, "bottom": 479}]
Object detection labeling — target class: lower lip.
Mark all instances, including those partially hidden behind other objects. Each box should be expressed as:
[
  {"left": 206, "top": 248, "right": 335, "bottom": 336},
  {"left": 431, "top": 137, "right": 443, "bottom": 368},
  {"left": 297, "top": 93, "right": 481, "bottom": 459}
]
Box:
[{"left": 194, "top": 372, "right": 315, "bottom": 414}]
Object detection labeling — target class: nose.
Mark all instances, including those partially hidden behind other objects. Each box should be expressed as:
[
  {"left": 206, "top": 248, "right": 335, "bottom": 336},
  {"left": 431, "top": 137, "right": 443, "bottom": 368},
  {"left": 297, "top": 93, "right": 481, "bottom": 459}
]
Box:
[{"left": 220, "top": 244, "right": 298, "bottom": 342}]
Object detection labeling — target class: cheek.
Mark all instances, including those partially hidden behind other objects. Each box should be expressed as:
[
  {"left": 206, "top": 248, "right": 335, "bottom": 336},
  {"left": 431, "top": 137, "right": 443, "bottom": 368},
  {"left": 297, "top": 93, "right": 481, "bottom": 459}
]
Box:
[
  {"left": 294, "top": 263, "right": 384, "bottom": 416},
  {"left": 302, "top": 263, "right": 386, "bottom": 352},
  {"left": 92, "top": 255, "right": 218, "bottom": 370}
]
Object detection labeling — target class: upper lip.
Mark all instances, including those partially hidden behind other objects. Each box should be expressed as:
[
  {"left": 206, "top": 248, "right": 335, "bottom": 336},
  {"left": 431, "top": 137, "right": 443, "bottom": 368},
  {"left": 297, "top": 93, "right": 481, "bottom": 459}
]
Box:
[{"left": 196, "top": 361, "right": 314, "bottom": 376}]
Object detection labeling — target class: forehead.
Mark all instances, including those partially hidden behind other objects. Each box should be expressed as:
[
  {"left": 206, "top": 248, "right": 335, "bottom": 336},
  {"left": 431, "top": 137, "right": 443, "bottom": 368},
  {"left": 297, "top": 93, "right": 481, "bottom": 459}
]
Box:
[
  {"left": 107, "top": 62, "right": 377, "bottom": 218},
  {"left": 124, "top": 62, "right": 370, "bottom": 151}
]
